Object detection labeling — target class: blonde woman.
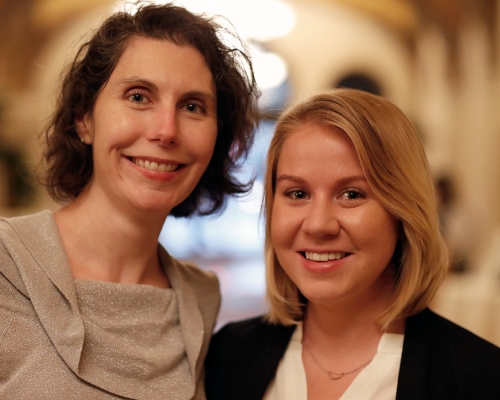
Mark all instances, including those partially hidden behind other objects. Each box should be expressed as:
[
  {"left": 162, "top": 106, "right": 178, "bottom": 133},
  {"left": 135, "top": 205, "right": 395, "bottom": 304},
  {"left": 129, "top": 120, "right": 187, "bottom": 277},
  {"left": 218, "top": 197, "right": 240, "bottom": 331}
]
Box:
[{"left": 205, "top": 89, "right": 500, "bottom": 399}]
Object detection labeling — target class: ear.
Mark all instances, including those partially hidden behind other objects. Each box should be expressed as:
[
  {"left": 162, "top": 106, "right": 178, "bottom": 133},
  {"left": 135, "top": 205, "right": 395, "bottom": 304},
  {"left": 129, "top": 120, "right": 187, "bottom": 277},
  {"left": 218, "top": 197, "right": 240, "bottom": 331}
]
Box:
[{"left": 75, "top": 112, "right": 94, "bottom": 145}]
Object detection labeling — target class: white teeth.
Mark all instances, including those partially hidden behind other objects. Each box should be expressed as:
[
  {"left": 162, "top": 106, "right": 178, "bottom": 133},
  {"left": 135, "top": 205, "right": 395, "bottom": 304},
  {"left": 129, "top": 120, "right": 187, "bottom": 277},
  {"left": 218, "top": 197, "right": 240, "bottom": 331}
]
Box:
[
  {"left": 134, "top": 158, "right": 177, "bottom": 172},
  {"left": 305, "top": 252, "right": 345, "bottom": 261}
]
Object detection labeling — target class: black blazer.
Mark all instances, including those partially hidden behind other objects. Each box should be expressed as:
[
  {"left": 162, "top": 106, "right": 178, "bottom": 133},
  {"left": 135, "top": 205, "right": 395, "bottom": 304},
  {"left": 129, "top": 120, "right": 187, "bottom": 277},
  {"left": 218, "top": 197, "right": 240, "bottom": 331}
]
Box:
[{"left": 205, "top": 309, "right": 500, "bottom": 399}]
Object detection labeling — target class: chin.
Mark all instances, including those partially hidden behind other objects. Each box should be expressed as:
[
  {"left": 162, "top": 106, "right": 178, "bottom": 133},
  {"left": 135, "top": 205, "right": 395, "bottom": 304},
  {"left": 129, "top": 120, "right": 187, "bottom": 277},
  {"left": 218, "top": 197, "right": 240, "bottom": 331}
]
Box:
[
  {"left": 132, "top": 189, "right": 188, "bottom": 213},
  {"left": 130, "top": 197, "right": 175, "bottom": 216},
  {"left": 297, "top": 284, "right": 341, "bottom": 305}
]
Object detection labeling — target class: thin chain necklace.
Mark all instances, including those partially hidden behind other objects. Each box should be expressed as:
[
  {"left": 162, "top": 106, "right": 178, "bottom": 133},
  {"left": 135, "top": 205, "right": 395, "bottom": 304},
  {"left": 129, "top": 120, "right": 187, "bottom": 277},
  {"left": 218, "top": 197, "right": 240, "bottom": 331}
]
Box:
[{"left": 303, "top": 341, "right": 373, "bottom": 380}]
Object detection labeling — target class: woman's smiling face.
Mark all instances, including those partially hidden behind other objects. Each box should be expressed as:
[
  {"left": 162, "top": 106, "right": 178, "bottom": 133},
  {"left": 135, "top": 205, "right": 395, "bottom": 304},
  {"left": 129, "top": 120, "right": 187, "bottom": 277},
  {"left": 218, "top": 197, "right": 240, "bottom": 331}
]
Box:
[
  {"left": 76, "top": 36, "right": 217, "bottom": 216},
  {"left": 271, "top": 122, "right": 399, "bottom": 308}
]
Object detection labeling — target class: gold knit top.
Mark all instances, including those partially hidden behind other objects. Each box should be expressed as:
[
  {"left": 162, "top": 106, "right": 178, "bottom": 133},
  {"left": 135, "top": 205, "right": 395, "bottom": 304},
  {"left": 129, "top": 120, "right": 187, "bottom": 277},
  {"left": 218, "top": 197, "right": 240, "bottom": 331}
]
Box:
[{"left": 75, "top": 279, "right": 192, "bottom": 399}]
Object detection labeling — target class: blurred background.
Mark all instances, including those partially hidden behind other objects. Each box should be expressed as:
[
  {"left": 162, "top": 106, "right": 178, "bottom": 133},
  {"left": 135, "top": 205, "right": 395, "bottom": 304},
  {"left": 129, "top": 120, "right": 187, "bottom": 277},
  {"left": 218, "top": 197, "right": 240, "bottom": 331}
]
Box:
[{"left": 1, "top": 0, "right": 500, "bottom": 344}]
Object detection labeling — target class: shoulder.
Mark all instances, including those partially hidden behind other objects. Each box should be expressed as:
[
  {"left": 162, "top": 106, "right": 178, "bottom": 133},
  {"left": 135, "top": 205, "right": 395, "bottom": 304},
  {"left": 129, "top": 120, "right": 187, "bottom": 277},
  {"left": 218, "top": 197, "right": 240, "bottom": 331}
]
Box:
[
  {"left": 208, "top": 316, "right": 296, "bottom": 368},
  {"left": 0, "top": 210, "right": 53, "bottom": 234},
  {"left": 0, "top": 211, "right": 56, "bottom": 293},
  {"left": 0, "top": 211, "right": 57, "bottom": 255},
  {"left": 205, "top": 317, "right": 295, "bottom": 400},
  {"left": 158, "top": 244, "right": 219, "bottom": 290},
  {"left": 399, "top": 308, "right": 500, "bottom": 398},
  {"left": 418, "top": 308, "right": 500, "bottom": 369},
  {"left": 0, "top": 211, "right": 65, "bottom": 327},
  {"left": 212, "top": 315, "right": 295, "bottom": 348},
  {"left": 157, "top": 247, "right": 221, "bottom": 331},
  {"left": 206, "top": 316, "right": 281, "bottom": 373},
  {"left": 176, "top": 258, "right": 219, "bottom": 288},
  {"left": 158, "top": 246, "right": 219, "bottom": 292},
  {"left": 407, "top": 308, "right": 500, "bottom": 356}
]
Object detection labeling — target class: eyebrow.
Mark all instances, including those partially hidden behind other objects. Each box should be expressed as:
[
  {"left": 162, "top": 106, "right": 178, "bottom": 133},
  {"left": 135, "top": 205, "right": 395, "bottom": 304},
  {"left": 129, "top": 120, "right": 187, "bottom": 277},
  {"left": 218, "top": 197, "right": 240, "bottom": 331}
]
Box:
[
  {"left": 119, "top": 77, "right": 158, "bottom": 91},
  {"left": 118, "top": 77, "right": 216, "bottom": 102},
  {"left": 183, "top": 90, "right": 217, "bottom": 103},
  {"left": 275, "top": 174, "right": 367, "bottom": 186}
]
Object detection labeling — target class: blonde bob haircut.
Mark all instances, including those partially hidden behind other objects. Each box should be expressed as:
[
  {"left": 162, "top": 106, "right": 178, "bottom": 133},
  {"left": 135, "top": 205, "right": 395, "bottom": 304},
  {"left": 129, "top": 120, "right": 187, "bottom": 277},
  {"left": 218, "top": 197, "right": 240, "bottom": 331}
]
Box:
[{"left": 264, "top": 88, "right": 449, "bottom": 328}]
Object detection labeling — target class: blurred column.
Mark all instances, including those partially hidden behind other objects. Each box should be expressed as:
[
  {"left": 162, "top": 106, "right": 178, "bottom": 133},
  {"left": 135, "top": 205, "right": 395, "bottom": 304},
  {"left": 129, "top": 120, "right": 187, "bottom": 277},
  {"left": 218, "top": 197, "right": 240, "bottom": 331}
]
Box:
[
  {"left": 413, "top": 26, "right": 455, "bottom": 174},
  {"left": 454, "top": 17, "right": 497, "bottom": 257}
]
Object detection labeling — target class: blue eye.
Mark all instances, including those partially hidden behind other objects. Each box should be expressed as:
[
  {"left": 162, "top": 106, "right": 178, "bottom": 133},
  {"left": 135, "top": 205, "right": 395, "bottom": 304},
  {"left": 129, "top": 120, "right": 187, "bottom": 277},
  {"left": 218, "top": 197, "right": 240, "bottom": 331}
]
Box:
[
  {"left": 283, "top": 188, "right": 308, "bottom": 200},
  {"left": 340, "top": 189, "right": 365, "bottom": 201},
  {"left": 293, "top": 190, "right": 307, "bottom": 199}
]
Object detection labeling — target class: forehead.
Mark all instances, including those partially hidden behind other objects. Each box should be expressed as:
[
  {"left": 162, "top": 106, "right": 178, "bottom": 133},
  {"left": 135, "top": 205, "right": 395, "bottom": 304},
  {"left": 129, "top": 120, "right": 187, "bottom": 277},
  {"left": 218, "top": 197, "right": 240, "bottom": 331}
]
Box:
[
  {"left": 278, "top": 122, "right": 357, "bottom": 162},
  {"left": 274, "top": 123, "right": 365, "bottom": 187},
  {"left": 116, "top": 35, "right": 207, "bottom": 70},
  {"left": 103, "top": 35, "right": 215, "bottom": 93}
]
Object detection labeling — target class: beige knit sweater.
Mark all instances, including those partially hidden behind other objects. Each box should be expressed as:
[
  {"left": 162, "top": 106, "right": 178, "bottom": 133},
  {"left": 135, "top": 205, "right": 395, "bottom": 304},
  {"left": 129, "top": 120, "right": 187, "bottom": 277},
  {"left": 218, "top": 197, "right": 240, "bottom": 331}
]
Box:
[{"left": 0, "top": 211, "right": 220, "bottom": 399}]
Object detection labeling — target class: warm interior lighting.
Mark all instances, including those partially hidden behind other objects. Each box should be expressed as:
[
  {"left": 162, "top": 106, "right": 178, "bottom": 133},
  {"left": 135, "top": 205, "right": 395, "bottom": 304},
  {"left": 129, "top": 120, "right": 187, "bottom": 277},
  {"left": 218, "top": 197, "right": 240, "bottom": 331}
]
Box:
[
  {"left": 113, "top": 0, "right": 294, "bottom": 91},
  {"left": 113, "top": 0, "right": 295, "bottom": 41}
]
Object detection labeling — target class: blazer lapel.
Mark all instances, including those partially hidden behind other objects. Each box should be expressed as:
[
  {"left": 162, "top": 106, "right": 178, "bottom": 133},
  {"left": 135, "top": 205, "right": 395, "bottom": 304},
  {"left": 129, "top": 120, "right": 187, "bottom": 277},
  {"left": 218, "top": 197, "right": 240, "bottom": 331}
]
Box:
[
  {"left": 396, "top": 309, "right": 461, "bottom": 400},
  {"left": 160, "top": 248, "right": 205, "bottom": 387},
  {"left": 1, "top": 211, "right": 84, "bottom": 373}
]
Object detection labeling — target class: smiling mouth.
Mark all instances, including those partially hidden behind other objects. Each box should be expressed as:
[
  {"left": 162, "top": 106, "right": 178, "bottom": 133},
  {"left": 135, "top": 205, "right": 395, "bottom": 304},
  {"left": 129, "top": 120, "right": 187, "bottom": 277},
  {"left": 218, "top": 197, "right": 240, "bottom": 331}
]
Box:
[
  {"left": 131, "top": 158, "right": 181, "bottom": 172},
  {"left": 304, "top": 251, "right": 348, "bottom": 261}
]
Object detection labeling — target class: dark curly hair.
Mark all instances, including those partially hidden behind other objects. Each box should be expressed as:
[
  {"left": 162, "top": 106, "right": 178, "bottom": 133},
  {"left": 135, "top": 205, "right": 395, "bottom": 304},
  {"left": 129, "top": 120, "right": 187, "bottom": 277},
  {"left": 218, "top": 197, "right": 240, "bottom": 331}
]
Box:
[{"left": 41, "top": 1, "right": 259, "bottom": 217}]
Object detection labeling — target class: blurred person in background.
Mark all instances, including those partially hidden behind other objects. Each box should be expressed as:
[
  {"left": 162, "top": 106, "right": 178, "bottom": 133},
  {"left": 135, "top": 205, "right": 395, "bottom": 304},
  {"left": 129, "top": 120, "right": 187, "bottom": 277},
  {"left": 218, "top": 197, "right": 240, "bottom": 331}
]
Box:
[
  {"left": 205, "top": 89, "right": 500, "bottom": 400},
  {"left": 0, "top": 2, "right": 258, "bottom": 398},
  {"left": 435, "top": 175, "right": 476, "bottom": 273}
]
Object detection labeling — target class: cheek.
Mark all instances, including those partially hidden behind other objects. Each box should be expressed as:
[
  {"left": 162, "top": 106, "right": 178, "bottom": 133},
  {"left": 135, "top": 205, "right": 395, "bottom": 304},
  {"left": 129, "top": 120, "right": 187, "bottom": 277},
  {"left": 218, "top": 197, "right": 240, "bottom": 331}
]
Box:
[
  {"left": 93, "top": 117, "right": 132, "bottom": 149},
  {"left": 270, "top": 203, "right": 295, "bottom": 249},
  {"left": 192, "top": 125, "right": 218, "bottom": 162},
  {"left": 347, "top": 205, "right": 399, "bottom": 262},
  {"left": 270, "top": 217, "right": 292, "bottom": 277},
  {"left": 369, "top": 211, "right": 399, "bottom": 262},
  {"left": 270, "top": 219, "right": 283, "bottom": 250}
]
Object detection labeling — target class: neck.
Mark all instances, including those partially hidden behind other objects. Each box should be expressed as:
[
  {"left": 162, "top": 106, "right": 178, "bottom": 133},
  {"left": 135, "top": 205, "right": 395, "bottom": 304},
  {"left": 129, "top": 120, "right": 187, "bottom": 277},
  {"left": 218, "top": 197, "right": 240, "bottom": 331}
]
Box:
[
  {"left": 304, "top": 304, "right": 381, "bottom": 354},
  {"left": 54, "top": 189, "right": 170, "bottom": 287},
  {"left": 302, "top": 289, "right": 404, "bottom": 360}
]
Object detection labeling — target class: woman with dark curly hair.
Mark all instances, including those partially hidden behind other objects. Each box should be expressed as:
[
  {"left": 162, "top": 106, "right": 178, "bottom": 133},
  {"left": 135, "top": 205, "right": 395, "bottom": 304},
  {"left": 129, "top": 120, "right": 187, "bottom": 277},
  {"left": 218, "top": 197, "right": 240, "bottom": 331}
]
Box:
[{"left": 0, "top": 2, "right": 258, "bottom": 399}]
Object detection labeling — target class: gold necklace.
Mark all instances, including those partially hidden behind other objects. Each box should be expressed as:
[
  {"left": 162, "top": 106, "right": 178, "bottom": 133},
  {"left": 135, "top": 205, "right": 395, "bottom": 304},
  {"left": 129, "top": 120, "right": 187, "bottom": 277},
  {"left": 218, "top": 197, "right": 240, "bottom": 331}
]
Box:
[{"left": 303, "top": 341, "right": 373, "bottom": 380}]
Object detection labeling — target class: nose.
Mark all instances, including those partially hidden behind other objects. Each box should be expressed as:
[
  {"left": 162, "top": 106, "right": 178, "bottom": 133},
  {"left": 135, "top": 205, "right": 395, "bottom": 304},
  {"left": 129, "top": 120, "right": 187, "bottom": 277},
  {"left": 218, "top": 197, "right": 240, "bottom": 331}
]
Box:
[
  {"left": 302, "top": 197, "right": 341, "bottom": 238},
  {"left": 146, "top": 107, "right": 179, "bottom": 146}
]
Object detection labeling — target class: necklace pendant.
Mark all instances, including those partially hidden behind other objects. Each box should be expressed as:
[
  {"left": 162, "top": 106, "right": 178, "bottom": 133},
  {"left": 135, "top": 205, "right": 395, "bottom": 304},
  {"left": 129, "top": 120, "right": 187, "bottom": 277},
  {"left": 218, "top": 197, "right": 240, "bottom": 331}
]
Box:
[{"left": 328, "top": 371, "right": 344, "bottom": 380}]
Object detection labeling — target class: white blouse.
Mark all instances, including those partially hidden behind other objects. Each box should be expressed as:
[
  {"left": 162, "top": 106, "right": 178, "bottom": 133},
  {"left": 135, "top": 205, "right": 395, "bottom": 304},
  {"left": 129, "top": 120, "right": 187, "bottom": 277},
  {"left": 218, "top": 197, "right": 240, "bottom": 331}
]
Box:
[{"left": 263, "top": 324, "right": 404, "bottom": 400}]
